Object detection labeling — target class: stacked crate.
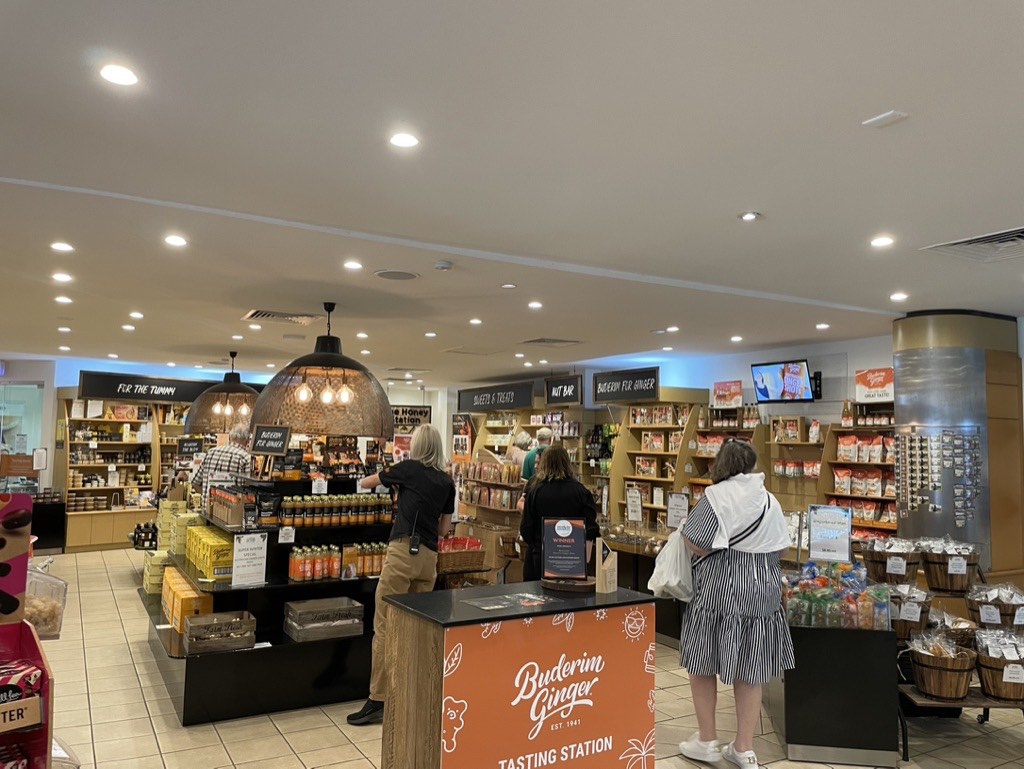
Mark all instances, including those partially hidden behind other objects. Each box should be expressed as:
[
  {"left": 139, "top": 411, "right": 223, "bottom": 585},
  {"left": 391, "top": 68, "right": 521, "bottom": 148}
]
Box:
[
  {"left": 169, "top": 513, "right": 205, "bottom": 556},
  {"left": 160, "top": 566, "right": 213, "bottom": 633},
  {"left": 142, "top": 550, "right": 170, "bottom": 595},
  {"left": 157, "top": 500, "right": 187, "bottom": 551}
]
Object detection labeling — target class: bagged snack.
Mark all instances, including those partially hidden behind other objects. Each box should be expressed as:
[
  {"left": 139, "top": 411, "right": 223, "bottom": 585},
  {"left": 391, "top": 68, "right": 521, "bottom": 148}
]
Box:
[
  {"left": 884, "top": 501, "right": 897, "bottom": 523},
  {"left": 808, "top": 419, "right": 821, "bottom": 443},
  {"left": 871, "top": 537, "right": 917, "bottom": 553},
  {"left": 851, "top": 469, "right": 868, "bottom": 496},
  {"left": 883, "top": 473, "right": 896, "bottom": 498},
  {"left": 865, "top": 469, "right": 883, "bottom": 497},
  {"left": 884, "top": 436, "right": 896, "bottom": 464},
  {"left": 803, "top": 460, "right": 818, "bottom": 479},
  {"left": 786, "top": 461, "right": 802, "bottom": 477},
  {"left": 696, "top": 434, "right": 709, "bottom": 456},
  {"left": 917, "top": 536, "right": 975, "bottom": 555},
  {"left": 861, "top": 501, "right": 878, "bottom": 522},
  {"left": 833, "top": 467, "right": 852, "bottom": 494},
  {"left": 976, "top": 629, "right": 1024, "bottom": 659},
  {"left": 850, "top": 499, "right": 864, "bottom": 521},
  {"left": 909, "top": 631, "right": 958, "bottom": 658},
  {"left": 858, "top": 438, "right": 872, "bottom": 463},
  {"left": 869, "top": 436, "right": 884, "bottom": 463},
  {"left": 837, "top": 435, "right": 859, "bottom": 462},
  {"left": 968, "top": 583, "right": 1024, "bottom": 604}
]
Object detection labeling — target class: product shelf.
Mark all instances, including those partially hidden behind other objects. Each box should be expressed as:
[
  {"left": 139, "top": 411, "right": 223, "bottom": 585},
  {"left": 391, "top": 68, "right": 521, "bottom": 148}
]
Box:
[
  {"left": 829, "top": 460, "right": 896, "bottom": 467},
  {"left": 626, "top": 450, "right": 681, "bottom": 456},
  {"left": 617, "top": 500, "right": 667, "bottom": 511},
  {"left": 69, "top": 417, "right": 148, "bottom": 423},
  {"left": 472, "top": 503, "right": 521, "bottom": 516},
  {"left": 695, "top": 428, "right": 756, "bottom": 434},
  {"left": 773, "top": 441, "right": 825, "bottom": 446},
  {"left": 827, "top": 492, "right": 897, "bottom": 502},
  {"left": 168, "top": 552, "right": 382, "bottom": 594},
  {"left": 621, "top": 474, "right": 675, "bottom": 484},
  {"left": 69, "top": 463, "right": 152, "bottom": 468},
  {"left": 831, "top": 427, "right": 896, "bottom": 433},
  {"left": 463, "top": 479, "right": 525, "bottom": 490},
  {"left": 852, "top": 520, "right": 899, "bottom": 531},
  {"left": 68, "top": 440, "right": 148, "bottom": 445},
  {"left": 625, "top": 423, "right": 678, "bottom": 430},
  {"left": 688, "top": 478, "right": 713, "bottom": 486}
]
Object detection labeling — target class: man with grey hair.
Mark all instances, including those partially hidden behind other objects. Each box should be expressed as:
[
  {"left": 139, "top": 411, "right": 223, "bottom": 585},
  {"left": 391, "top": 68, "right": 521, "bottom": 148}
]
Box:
[
  {"left": 192, "top": 424, "right": 253, "bottom": 512},
  {"left": 520, "top": 427, "right": 553, "bottom": 482}
]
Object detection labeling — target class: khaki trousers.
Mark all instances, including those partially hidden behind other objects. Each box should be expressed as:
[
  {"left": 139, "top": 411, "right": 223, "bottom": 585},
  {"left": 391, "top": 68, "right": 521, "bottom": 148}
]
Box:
[{"left": 369, "top": 537, "right": 438, "bottom": 701}]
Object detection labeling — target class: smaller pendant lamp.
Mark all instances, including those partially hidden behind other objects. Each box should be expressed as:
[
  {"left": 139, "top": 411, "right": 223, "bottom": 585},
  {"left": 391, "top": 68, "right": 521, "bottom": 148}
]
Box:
[
  {"left": 183, "top": 351, "right": 260, "bottom": 434},
  {"left": 249, "top": 302, "right": 395, "bottom": 439}
]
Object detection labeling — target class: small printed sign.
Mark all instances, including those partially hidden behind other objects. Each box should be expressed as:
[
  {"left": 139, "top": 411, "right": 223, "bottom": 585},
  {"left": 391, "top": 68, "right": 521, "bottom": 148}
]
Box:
[
  {"left": 232, "top": 532, "right": 269, "bottom": 587},
  {"left": 542, "top": 518, "right": 587, "bottom": 580},
  {"left": 807, "top": 504, "right": 853, "bottom": 563},
  {"left": 625, "top": 487, "right": 643, "bottom": 522},
  {"left": 1003, "top": 664, "right": 1024, "bottom": 684},
  {"left": 854, "top": 368, "right": 895, "bottom": 403},
  {"left": 948, "top": 556, "right": 967, "bottom": 575},
  {"left": 980, "top": 604, "right": 1002, "bottom": 625},
  {"left": 899, "top": 602, "right": 922, "bottom": 623},
  {"left": 278, "top": 526, "right": 296, "bottom": 544},
  {"left": 177, "top": 437, "right": 204, "bottom": 457},
  {"left": 1014, "top": 607, "right": 1024, "bottom": 626},
  {"left": 667, "top": 493, "right": 688, "bottom": 530},
  {"left": 886, "top": 556, "right": 907, "bottom": 576},
  {"left": 545, "top": 375, "right": 583, "bottom": 406},
  {"left": 311, "top": 477, "right": 328, "bottom": 495}
]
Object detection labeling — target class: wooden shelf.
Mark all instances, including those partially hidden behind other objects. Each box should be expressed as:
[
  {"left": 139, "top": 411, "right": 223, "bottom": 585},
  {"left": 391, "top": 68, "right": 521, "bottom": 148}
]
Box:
[
  {"left": 464, "top": 479, "right": 525, "bottom": 490},
  {"left": 830, "top": 460, "right": 895, "bottom": 467},
  {"left": 69, "top": 463, "right": 153, "bottom": 468},
  {"left": 483, "top": 423, "right": 516, "bottom": 429},
  {"left": 69, "top": 417, "right": 148, "bottom": 423},
  {"left": 593, "top": 474, "right": 610, "bottom": 480},
  {"left": 831, "top": 426, "right": 895, "bottom": 433},
  {"left": 626, "top": 450, "right": 680, "bottom": 456},
  {"left": 772, "top": 474, "right": 820, "bottom": 482},
  {"left": 617, "top": 500, "right": 667, "bottom": 511},
  {"left": 773, "top": 441, "right": 825, "bottom": 446},
  {"left": 622, "top": 474, "right": 675, "bottom": 483},
  {"left": 852, "top": 520, "right": 899, "bottom": 531},
  {"left": 69, "top": 441, "right": 148, "bottom": 445},
  {"left": 625, "top": 423, "right": 679, "bottom": 430},
  {"left": 68, "top": 486, "right": 148, "bottom": 491},
  {"left": 696, "top": 428, "right": 755, "bottom": 434},
  {"left": 826, "top": 492, "right": 896, "bottom": 502},
  {"left": 466, "top": 502, "right": 521, "bottom": 516},
  {"left": 689, "top": 478, "right": 713, "bottom": 486}
]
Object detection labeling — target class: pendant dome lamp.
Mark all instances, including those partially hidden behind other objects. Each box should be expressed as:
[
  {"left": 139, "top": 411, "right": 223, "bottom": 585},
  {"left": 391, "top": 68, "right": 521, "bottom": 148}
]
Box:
[
  {"left": 183, "top": 351, "right": 260, "bottom": 434},
  {"left": 248, "top": 302, "right": 395, "bottom": 439}
]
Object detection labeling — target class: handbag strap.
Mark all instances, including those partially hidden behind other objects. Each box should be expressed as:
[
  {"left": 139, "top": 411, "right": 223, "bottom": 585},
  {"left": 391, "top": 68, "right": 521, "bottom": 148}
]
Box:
[{"left": 728, "top": 494, "right": 770, "bottom": 547}]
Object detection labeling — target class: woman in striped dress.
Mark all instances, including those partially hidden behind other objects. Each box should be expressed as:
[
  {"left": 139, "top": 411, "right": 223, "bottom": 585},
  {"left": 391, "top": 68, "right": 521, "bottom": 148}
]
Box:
[{"left": 678, "top": 440, "right": 794, "bottom": 768}]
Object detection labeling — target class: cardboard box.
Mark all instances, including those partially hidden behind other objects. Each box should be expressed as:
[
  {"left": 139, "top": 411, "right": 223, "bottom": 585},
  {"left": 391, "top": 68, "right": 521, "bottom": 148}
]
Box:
[{"left": 0, "top": 695, "right": 41, "bottom": 733}]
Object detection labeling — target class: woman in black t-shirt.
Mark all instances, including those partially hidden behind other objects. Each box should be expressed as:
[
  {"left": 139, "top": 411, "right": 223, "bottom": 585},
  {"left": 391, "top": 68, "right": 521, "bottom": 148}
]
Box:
[
  {"left": 520, "top": 445, "right": 600, "bottom": 581},
  {"left": 347, "top": 424, "right": 455, "bottom": 726}
]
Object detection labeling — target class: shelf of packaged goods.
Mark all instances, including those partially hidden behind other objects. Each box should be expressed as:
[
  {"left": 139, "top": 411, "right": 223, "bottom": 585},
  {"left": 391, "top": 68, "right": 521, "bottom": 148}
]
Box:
[
  {"left": 467, "top": 502, "right": 521, "bottom": 516},
  {"left": 771, "top": 474, "right": 820, "bottom": 482},
  {"left": 483, "top": 422, "right": 516, "bottom": 429},
  {"left": 168, "top": 552, "right": 383, "bottom": 594},
  {"left": 626, "top": 423, "right": 679, "bottom": 431},
  {"left": 68, "top": 441, "right": 148, "bottom": 445},
  {"left": 831, "top": 426, "right": 895, "bottom": 433},
  {"left": 617, "top": 500, "right": 667, "bottom": 511},
  {"left": 463, "top": 479, "right": 525, "bottom": 490},
  {"left": 826, "top": 492, "right": 897, "bottom": 503},
  {"left": 202, "top": 513, "right": 392, "bottom": 538},
  {"left": 852, "top": 520, "right": 899, "bottom": 531},
  {"left": 626, "top": 450, "right": 680, "bottom": 457},
  {"left": 622, "top": 474, "right": 675, "bottom": 484},
  {"left": 70, "top": 417, "right": 149, "bottom": 423},
  {"left": 829, "top": 460, "right": 896, "bottom": 467},
  {"left": 688, "top": 478, "right": 713, "bottom": 486},
  {"left": 593, "top": 474, "right": 610, "bottom": 480},
  {"left": 68, "top": 485, "right": 149, "bottom": 491},
  {"left": 773, "top": 441, "right": 825, "bottom": 447},
  {"left": 69, "top": 463, "right": 152, "bottom": 468},
  {"left": 67, "top": 506, "right": 156, "bottom": 515},
  {"left": 696, "top": 428, "right": 756, "bottom": 434}
]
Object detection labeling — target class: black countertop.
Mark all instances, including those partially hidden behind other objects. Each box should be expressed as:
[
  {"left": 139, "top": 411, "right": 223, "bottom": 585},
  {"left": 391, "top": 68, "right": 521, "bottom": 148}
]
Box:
[{"left": 385, "top": 581, "right": 653, "bottom": 628}]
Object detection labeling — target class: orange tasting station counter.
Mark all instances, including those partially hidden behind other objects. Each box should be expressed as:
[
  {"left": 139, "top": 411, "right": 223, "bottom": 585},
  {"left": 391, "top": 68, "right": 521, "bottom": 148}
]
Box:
[{"left": 382, "top": 582, "right": 656, "bottom": 769}]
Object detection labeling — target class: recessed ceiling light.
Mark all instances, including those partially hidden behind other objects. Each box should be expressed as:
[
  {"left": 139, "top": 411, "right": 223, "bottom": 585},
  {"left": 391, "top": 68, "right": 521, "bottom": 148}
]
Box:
[
  {"left": 469, "top": 318, "right": 482, "bottom": 325},
  {"left": 343, "top": 259, "right": 363, "bottom": 271},
  {"left": 500, "top": 283, "right": 517, "bottom": 290},
  {"left": 266, "top": 363, "right": 275, "bottom": 368},
  {"left": 167, "top": 362, "right": 176, "bottom": 367},
  {"left": 164, "top": 234, "right": 187, "bottom": 247},
  {"left": 194, "top": 364, "right": 203, "bottom": 369},
  {"left": 424, "top": 332, "right": 437, "bottom": 338},
  {"left": 387, "top": 380, "right": 395, "bottom": 386},
  {"left": 100, "top": 63, "right": 138, "bottom": 86},
  {"left": 890, "top": 291, "right": 909, "bottom": 302},
  {"left": 356, "top": 332, "right": 368, "bottom": 339},
  {"left": 405, "top": 373, "right": 413, "bottom": 379},
  {"left": 107, "top": 353, "right": 119, "bottom": 359},
  {"left": 51, "top": 272, "right": 73, "bottom": 283},
  {"left": 417, "top": 379, "right": 423, "bottom": 384},
  {"left": 54, "top": 296, "right": 72, "bottom": 304},
  {"left": 360, "top": 349, "right": 371, "bottom": 355},
  {"left": 57, "top": 326, "right": 71, "bottom": 333},
  {"left": 129, "top": 311, "right": 144, "bottom": 320},
  {"left": 232, "top": 335, "right": 243, "bottom": 340},
  {"left": 528, "top": 301, "right": 543, "bottom": 310},
  {"left": 816, "top": 323, "right": 831, "bottom": 330},
  {"left": 514, "top": 353, "right": 525, "bottom": 359},
  {"left": 121, "top": 324, "right": 135, "bottom": 332},
  {"left": 666, "top": 326, "right": 679, "bottom": 333},
  {"left": 248, "top": 323, "right": 261, "bottom": 330},
  {"left": 58, "top": 346, "right": 70, "bottom": 352},
  {"left": 389, "top": 133, "right": 419, "bottom": 148},
  {"left": 871, "top": 235, "right": 894, "bottom": 248},
  {"left": 539, "top": 359, "right": 548, "bottom": 365},
  {"left": 731, "top": 335, "right": 743, "bottom": 343},
  {"left": 662, "top": 347, "right": 673, "bottom": 351},
  {"left": 50, "top": 242, "right": 74, "bottom": 252},
  {"left": 524, "top": 362, "right": 533, "bottom": 368},
  {"left": 739, "top": 212, "right": 761, "bottom": 222},
  {"left": 861, "top": 110, "right": 909, "bottom": 128}
]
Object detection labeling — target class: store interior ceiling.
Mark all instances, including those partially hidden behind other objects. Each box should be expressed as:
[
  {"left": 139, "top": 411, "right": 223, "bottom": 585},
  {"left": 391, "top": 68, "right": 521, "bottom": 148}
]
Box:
[{"left": 2, "top": 1, "right": 1024, "bottom": 387}]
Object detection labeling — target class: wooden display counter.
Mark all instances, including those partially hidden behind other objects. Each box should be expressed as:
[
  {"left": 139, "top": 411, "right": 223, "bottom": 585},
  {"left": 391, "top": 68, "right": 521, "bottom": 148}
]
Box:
[{"left": 382, "top": 583, "right": 656, "bottom": 769}]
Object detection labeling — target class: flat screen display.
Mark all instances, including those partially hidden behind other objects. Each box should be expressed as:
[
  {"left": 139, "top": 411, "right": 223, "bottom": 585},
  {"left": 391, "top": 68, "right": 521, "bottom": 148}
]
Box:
[{"left": 751, "top": 360, "right": 814, "bottom": 403}]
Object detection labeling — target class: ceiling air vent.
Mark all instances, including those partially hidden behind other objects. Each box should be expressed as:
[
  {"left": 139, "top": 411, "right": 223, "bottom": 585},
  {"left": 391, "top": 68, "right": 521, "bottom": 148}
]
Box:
[
  {"left": 241, "top": 309, "right": 322, "bottom": 326},
  {"left": 443, "top": 346, "right": 502, "bottom": 356},
  {"left": 386, "top": 367, "right": 432, "bottom": 376},
  {"left": 521, "top": 337, "right": 582, "bottom": 348},
  {"left": 922, "top": 227, "right": 1024, "bottom": 264}
]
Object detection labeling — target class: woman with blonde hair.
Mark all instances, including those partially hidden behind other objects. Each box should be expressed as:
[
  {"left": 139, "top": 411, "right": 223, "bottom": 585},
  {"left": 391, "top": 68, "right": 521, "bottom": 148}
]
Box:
[
  {"left": 506, "top": 430, "right": 533, "bottom": 468},
  {"left": 348, "top": 424, "right": 455, "bottom": 725},
  {"left": 519, "top": 445, "right": 599, "bottom": 581}
]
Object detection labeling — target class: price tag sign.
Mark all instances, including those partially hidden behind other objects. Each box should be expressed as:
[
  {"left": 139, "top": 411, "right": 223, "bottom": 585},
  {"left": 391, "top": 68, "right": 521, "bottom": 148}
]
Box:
[
  {"left": 886, "top": 556, "right": 907, "bottom": 576},
  {"left": 1003, "top": 664, "right": 1024, "bottom": 684},
  {"left": 980, "top": 604, "right": 1002, "bottom": 625},
  {"left": 948, "top": 556, "right": 967, "bottom": 575},
  {"left": 1003, "top": 645, "right": 1021, "bottom": 662},
  {"left": 667, "top": 492, "right": 689, "bottom": 530},
  {"left": 278, "top": 526, "right": 296, "bottom": 544},
  {"left": 88, "top": 440, "right": 98, "bottom": 449},
  {"left": 807, "top": 504, "right": 853, "bottom": 564},
  {"left": 311, "top": 478, "right": 328, "bottom": 495},
  {"left": 625, "top": 487, "right": 643, "bottom": 523},
  {"left": 137, "top": 464, "right": 145, "bottom": 472},
  {"left": 232, "top": 532, "right": 269, "bottom": 587},
  {"left": 1014, "top": 607, "right": 1024, "bottom": 626},
  {"left": 899, "top": 602, "right": 922, "bottom": 623},
  {"left": 107, "top": 463, "right": 116, "bottom": 472},
  {"left": 688, "top": 440, "right": 697, "bottom": 451}
]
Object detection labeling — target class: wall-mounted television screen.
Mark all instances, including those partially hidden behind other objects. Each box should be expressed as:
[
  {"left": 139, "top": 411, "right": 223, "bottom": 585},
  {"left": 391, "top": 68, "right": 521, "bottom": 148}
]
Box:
[{"left": 751, "top": 360, "right": 814, "bottom": 403}]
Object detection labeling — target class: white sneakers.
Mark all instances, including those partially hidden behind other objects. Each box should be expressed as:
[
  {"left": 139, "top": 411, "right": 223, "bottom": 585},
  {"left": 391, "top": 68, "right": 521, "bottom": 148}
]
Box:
[
  {"left": 678, "top": 733, "right": 721, "bottom": 763},
  {"left": 678, "top": 735, "right": 760, "bottom": 767},
  {"left": 722, "top": 742, "right": 759, "bottom": 768}
]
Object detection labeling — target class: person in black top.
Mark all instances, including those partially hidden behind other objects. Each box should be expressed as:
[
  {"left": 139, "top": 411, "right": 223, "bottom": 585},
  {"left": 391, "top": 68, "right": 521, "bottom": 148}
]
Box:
[
  {"left": 519, "top": 445, "right": 600, "bottom": 581},
  {"left": 347, "top": 424, "right": 455, "bottom": 726}
]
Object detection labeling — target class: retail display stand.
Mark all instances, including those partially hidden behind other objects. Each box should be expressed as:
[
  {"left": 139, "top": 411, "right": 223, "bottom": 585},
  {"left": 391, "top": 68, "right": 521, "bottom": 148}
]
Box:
[
  {"left": 381, "top": 583, "right": 655, "bottom": 769},
  {"left": 766, "top": 415, "right": 828, "bottom": 514},
  {"left": 0, "top": 494, "right": 54, "bottom": 768}
]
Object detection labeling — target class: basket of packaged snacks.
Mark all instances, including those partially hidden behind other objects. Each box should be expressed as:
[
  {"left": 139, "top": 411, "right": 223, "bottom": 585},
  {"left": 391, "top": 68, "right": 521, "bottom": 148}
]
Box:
[
  {"left": 975, "top": 630, "right": 1024, "bottom": 702},
  {"left": 942, "top": 617, "right": 978, "bottom": 649},
  {"left": 891, "top": 587, "right": 931, "bottom": 641},
  {"left": 437, "top": 536, "right": 486, "bottom": 574},
  {"left": 784, "top": 562, "right": 891, "bottom": 630},
  {"left": 909, "top": 633, "right": 977, "bottom": 701},
  {"left": 25, "top": 567, "right": 68, "bottom": 640},
  {"left": 918, "top": 537, "right": 979, "bottom": 594},
  {"left": 499, "top": 534, "right": 523, "bottom": 560},
  {"left": 966, "top": 584, "right": 1024, "bottom": 629},
  {"left": 861, "top": 539, "right": 921, "bottom": 585}
]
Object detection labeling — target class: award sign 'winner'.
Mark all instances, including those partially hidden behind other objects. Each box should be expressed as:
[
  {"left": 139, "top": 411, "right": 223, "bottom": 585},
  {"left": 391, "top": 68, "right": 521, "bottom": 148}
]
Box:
[{"left": 439, "top": 603, "right": 655, "bottom": 768}]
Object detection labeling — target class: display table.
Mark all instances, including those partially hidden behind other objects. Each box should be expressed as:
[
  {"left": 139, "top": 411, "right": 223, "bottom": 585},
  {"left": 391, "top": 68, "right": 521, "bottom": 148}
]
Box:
[
  {"left": 766, "top": 626, "right": 900, "bottom": 767},
  {"left": 382, "top": 582, "right": 656, "bottom": 769}
]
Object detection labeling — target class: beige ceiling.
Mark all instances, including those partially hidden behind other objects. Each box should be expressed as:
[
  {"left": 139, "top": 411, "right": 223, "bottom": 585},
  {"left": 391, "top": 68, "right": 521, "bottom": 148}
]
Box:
[{"left": 2, "top": 1, "right": 1023, "bottom": 386}]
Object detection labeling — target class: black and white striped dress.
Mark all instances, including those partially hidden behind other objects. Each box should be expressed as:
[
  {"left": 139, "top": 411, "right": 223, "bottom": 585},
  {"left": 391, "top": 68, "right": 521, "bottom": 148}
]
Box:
[{"left": 679, "top": 497, "right": 795, "bottom": 685}]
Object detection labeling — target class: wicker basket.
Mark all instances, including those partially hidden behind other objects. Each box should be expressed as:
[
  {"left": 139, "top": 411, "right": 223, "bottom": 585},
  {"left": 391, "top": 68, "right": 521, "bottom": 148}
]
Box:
[
  {"left": 977, "top": 653, "right": 1024, "bottom": 702},
  {"left": 862, "top": 549, "right": 921, "bottom": 585},
  {"left": 891, "top": 596, "right": 931, "bottom": 641},
  {"left": 436, "top": 548, "right": 487, "bottom": 574},
  {"left": 966, "top": 597, "right": 1020, "bottom": 629},
  {"left": 910, "top": 648, "right": 977, "bottom": 701},
  {"left": 922, "top": 552, "right": 979, "bottom": 594}
]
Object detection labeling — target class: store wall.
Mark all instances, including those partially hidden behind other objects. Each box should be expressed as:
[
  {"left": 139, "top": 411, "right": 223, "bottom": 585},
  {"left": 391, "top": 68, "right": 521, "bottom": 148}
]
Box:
[{"left": 0, "top": 359, "right": 56, "bottom": 488}]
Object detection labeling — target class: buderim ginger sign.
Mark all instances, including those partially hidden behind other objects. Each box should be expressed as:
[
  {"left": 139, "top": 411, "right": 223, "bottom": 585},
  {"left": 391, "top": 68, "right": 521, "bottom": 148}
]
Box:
[{"left": 440, "top": 603, "right": 656, "bottom": 769}]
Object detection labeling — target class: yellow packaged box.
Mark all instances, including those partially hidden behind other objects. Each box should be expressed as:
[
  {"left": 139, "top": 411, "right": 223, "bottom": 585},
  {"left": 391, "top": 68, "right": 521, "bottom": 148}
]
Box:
[
  {"left": 171, "top": 588, "right": 213, "bottom": 634},
  {"left": 186, "top": 526, "right": 234, "bottom": 580}
]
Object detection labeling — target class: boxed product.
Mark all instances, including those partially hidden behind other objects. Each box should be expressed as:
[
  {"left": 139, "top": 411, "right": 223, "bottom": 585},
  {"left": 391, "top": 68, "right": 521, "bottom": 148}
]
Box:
[
  {"left": 284, "top": 597, "right": 364, "bottom": 642},
  {"left": 171, "top": 585, "right": 214, "bottom": 634},
  {"left": 186, "top": 526, "right": 234, "bottom": 580},
  {"left": 0, "top": 661, "right": 43, "bottom": 704},
  {"left": 184, "top": 610, "right": 256, "bottom": 654}
]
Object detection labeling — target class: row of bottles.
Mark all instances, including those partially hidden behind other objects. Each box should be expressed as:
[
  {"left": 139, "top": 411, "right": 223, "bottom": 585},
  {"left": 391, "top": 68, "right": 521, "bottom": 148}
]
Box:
[
  {"left": 287, "top": 543, "right": 386, "bottom": 581},
  {"left": 279, "top": 494, "right": 394, "bottom": 527},
  {"left": 695, "top": 405, "right": 761, "bottom": 430},
  {"left": 841, "top": 400, "right": 896, "bottom": 428}
]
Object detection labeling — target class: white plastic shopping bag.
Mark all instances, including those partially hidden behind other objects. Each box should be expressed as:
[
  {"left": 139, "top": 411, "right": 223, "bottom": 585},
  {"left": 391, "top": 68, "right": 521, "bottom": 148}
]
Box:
[{"left": 647, "top": 530, "right": 693, "bottom": 601}]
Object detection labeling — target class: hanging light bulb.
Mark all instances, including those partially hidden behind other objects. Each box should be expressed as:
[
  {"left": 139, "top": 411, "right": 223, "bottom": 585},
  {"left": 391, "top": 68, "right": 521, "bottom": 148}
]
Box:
[
  {"left": 320, "top": 380, "right": 336, "bottom": 404},
  {"left": 224, "top": 402, "right": 234, "bottom": 416},
  {"left": 212, "top": 402, "right": 223, "bottom": 415},
  {"left": 295, "top": 372, "right": 313, "bottom": 403},
  {"left": 238, "top": 402, "right": 251, "bottom": 417},
  {"left": 339, "top": 382, "right": 354, "bottom": 404},
  {"left": 183, "top": 351, "right": 260, "bottom": 434}
]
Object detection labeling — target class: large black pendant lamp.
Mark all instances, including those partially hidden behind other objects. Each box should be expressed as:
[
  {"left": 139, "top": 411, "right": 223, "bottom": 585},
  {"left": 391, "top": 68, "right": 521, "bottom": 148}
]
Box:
[
  {"left": 249, "top": 302, "right": 395, "bottom": 439},
  {"left": 183, "top": 351, "right": 260, "bottom": 434}
]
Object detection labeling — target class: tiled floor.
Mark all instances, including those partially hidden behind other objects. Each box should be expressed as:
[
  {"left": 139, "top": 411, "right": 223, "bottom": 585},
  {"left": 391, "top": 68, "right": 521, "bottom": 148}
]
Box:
[{"left": 42, "top": 549, "right": 1024, "bottom": 768}]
